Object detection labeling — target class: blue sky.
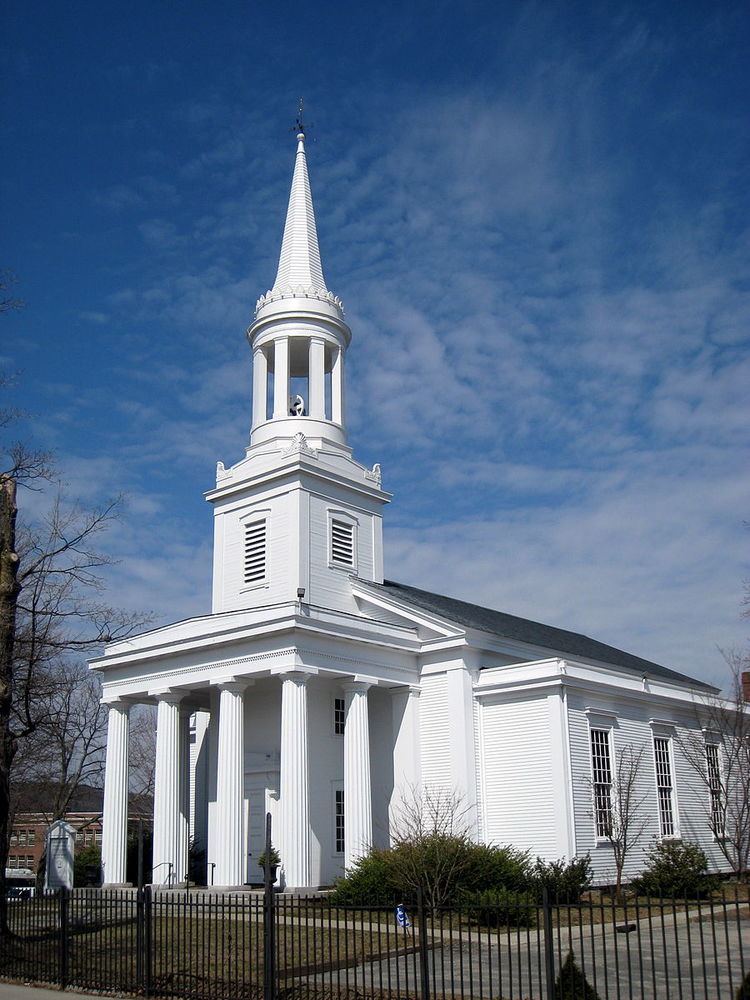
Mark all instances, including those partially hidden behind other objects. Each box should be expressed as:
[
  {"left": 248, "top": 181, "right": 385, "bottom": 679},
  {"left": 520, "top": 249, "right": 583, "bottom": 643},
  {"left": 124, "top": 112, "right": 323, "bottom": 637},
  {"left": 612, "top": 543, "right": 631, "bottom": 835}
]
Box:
[{"left": 2, "top": 1, "right": 749, "bottom": 687}]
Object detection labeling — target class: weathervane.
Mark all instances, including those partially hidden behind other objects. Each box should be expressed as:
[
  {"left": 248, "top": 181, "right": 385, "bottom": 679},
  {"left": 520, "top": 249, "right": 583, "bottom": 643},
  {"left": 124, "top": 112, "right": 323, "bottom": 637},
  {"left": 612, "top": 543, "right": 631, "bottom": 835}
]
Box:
[{"left": 291, "top": 97, "right": 312, "bottom": 138}]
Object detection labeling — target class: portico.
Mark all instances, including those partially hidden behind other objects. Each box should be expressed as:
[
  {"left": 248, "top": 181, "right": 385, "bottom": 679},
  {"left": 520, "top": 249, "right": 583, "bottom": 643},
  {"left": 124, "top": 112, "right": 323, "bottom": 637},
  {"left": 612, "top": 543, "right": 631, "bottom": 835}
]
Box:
[{"left": 94, "top": 595, "right": 422, "bottom": 888}]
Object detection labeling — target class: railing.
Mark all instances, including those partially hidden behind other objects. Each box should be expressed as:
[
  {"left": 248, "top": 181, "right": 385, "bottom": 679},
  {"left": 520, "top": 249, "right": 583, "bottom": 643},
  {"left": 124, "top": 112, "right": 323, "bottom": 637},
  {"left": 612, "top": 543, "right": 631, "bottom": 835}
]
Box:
[{"left": 0, "top": 886, "right": 748, "bottom": 999}]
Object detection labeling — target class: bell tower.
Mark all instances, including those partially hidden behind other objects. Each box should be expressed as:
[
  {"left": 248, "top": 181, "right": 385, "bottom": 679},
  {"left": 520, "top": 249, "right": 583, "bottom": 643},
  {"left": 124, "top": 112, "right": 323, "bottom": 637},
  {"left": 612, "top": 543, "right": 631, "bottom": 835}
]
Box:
[
  {"left": 248, "top": 129, "right": 350, "bottom": 452},
  {"left": 206, "top": 125, "right": 389, "bottom": 617}
]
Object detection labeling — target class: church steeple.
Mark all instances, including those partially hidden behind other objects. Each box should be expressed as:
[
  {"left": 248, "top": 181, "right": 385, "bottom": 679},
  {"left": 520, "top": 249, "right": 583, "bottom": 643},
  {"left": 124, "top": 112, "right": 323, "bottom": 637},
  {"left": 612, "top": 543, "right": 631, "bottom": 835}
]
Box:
[
  {"left": 248, "top": 130, "right": 350, "bottom": 451},
  {"left": 272, "top": 132, "right": 327, "bottom": 294}
]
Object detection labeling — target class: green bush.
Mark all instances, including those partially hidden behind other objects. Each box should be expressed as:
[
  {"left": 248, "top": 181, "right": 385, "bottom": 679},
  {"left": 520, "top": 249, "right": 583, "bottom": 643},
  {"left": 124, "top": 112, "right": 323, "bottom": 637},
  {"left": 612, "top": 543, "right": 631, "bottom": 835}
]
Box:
[
  {"left": 74, "top": 844, "right": 102, "bottom": 887},
  {"left": 532, "top": 855, "right": 592, "bottom": 904},
  {"left": 554, "top": 951, "right": 602, "bottom": 1000},
  {"left": 635, "top": 840, "right": 712, "bottom": 899},
  {"left": 464, "top": 842, "right": 531, "bottom": 894},
  {"left": 331, "top": 837, "right": 533, "bottom": 909},
  {"left": 330, "top": 849, "right": 398, "bottom": 907}
]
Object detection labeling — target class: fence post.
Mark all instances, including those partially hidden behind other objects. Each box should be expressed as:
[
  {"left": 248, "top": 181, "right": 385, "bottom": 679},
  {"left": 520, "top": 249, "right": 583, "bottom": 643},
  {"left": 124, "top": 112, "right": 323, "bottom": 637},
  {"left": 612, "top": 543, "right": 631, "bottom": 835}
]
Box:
[
  {"left": 144, "top": 884, "right": 152, "bottom": 998},
  {"left": 263, "top": 812, "right": 276, "bottom": 1000},
  {"left": 58, "top": 887, "right": 69, "bottom": 990},
  {"left": 136, "top": 887, "right": 144, "bottom": 991},
  {"left": 542, "top": 887, "right": 555, "bottom": 1000},
  {"left": 417, "top": 886, "right": 431, "bottom": 1000}
]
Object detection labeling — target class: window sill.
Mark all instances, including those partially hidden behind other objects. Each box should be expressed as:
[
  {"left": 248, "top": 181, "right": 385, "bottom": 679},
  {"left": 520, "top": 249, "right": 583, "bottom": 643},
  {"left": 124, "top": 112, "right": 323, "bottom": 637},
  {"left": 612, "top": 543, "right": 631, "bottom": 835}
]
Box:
[{"left": 240, "top": 582, "right": 269, "bottom": 594}]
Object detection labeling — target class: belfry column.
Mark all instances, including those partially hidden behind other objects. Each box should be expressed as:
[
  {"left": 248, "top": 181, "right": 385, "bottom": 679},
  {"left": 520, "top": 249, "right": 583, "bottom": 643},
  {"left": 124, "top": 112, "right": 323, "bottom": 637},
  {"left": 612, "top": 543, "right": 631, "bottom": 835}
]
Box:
[
  {"left": 252, "top": 346, "right": 267, "bottom": 428},
  {"left": 214, "top": 680, "right": 246, "bottom": 887},
  {"left": 280, "top": 672, "right": 311, "bottom": 889},
  {"left": 308, "top": 337, "right": 326, "bottom": 419},
  {"left": 101, "top": 701, "right": 130, "bottom": 885},
  {"left": 273, "top": 338, "right": 290, "bottom": 419},
  {"left": 332, "top": 346, "right": 344, "bottom": 426},
  {"left": 343, "top": 681, "right": 373, "bottom": 869},
  {"left": 152, "top": 692, "right": 183, "bottom": 885}
]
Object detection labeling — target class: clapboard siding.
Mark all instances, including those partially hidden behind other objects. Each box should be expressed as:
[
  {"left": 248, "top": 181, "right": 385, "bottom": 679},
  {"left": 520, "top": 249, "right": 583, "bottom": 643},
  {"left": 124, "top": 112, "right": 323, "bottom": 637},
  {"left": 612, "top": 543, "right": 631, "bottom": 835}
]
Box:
[
  {"left": 219, "top": 493, "right": 291, "bottom": 610},
  {"left": 419, "top": 674, "right": 451, "bottom": 790},
  {"left": 308, "top": 494, "right": 375, "bottom": 613},
  {"left": 480, "top": 694, "right": 559, "bottom": 858},
  {"left": 567, "top": 693, "right": 731, "bottom": 884}
]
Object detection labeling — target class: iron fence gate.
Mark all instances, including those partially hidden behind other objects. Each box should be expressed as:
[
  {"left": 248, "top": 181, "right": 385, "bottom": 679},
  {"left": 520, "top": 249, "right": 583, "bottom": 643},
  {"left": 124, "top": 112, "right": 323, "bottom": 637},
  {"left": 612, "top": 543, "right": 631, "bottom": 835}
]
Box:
[{"left": 1, "top": 886, "right": 748, "bottom": 999}]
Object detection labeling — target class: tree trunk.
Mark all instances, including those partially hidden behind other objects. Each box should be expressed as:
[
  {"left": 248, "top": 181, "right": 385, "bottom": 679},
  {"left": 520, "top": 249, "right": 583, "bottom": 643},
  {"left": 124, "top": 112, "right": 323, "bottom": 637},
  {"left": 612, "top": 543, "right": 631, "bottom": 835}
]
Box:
[{"left": 0, "top": 474, "right": 21, "bottom": 933}]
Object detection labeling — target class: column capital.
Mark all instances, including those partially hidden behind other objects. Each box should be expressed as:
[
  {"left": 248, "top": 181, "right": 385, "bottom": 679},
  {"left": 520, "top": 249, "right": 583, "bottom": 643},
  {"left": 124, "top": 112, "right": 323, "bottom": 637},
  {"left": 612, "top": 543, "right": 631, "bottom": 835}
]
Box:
[
  {"left": 388, "top": 683, "right": 421, "bottom": 697},
  {"left": 271, "top": 666, "right": 317, "bottom": 681},
  {"left": 149, "top": 687, "right": 187, "bottom": 704},
  {"left": 101, "top": 697, "right": 131, "bottom": 712},
  {"left": 343, "top": 679, "right": 373, "bottom": 695},
  {"left": 210, "top": 676, "right": 253, "bottom": 693}
]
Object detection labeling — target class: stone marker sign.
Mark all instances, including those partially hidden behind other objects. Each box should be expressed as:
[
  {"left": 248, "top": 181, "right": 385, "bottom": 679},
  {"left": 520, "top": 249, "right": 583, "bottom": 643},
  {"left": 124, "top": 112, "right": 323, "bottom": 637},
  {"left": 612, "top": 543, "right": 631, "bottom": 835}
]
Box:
[{"left": 45, "top": 820, "right": 76, "bottom": 890}]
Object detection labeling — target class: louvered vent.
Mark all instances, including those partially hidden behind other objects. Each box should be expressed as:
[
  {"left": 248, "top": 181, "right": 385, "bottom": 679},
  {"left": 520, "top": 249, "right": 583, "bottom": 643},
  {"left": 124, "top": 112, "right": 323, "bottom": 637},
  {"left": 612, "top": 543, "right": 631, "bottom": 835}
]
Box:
[
  {"left": 244, "top": 520, "right": 266, "bottom": 585},
  {"left": 330, "top": 519, "right": 354, "bottom": 567}
]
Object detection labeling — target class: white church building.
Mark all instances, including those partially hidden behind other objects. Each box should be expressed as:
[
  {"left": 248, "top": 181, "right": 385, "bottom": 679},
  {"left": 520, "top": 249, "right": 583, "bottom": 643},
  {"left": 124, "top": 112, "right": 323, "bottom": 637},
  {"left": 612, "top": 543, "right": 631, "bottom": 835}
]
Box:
[{"left": 92, "top": 130, "right": 728, "bottom": 891}]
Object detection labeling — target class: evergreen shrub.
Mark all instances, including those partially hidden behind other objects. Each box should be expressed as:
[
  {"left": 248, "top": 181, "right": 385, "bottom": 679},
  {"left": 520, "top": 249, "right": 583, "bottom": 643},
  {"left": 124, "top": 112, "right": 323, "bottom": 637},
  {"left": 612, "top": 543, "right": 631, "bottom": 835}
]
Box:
[
  {"left": 635, "top": 840, "right": 713, "bottom": 899},
  {"left": 554, "top": 951, "right": 602, "bottom": 1000},
  {"left": 532, "top": 854, "right": 592, "bottom": 904},
  {"left": 330, "top": 837, "right": 532, "bottom": 910},
  {"left": 329, "top": 850, "right": 398, "bottom": 907}
]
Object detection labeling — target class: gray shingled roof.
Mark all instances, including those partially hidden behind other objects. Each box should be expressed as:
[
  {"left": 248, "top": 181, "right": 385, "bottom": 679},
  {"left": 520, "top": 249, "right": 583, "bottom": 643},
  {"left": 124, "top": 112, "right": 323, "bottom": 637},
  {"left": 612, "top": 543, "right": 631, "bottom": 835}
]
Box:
[{"left": 373, "top": 580, "right": 715, "bottom": 692}]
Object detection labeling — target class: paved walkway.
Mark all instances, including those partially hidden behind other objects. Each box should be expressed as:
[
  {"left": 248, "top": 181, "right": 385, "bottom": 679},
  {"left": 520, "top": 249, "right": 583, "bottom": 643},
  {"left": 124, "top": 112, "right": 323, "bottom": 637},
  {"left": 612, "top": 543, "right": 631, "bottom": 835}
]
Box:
[{"left": 0, "top": 986, "right": 104, "bottom": 999}]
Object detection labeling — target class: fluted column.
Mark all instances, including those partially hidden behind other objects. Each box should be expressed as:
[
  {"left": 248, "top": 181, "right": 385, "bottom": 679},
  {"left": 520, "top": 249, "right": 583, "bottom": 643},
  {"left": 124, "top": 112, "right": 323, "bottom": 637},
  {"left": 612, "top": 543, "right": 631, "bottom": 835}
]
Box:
[
  {"left": 101, "top": 701, "right": 130, "bottom": 885},
  {"left": 214, "top": 681, "right": 246, "bottom": 886},
  {"left": 344, "top": 681, "right": 373, "bottom": 869},
  {"left": 280, "top": 672, "right": 311, "bottom": 889},
  {"left": 332, "top": 345, "right": 344, "bottom": 426},
  {"left": 308, "top": 337, "right": 326, "bottom": 419},
  {"left": 252, "top": 346, "right": 268, "bottom": 428},
  {"left": 273, "top": 337, "right": 290, "bottom": 419},
  {"left": 177, "top": 710, "right": 191, "bottom": 883},
  {"left": 152, "top": 692, "right": 183, "bottom": 886}
]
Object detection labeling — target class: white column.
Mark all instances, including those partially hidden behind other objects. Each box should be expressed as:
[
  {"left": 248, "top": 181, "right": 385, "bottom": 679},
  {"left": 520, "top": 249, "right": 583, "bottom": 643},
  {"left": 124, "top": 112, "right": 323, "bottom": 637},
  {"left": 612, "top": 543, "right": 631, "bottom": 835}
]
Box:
[
  {"left": 390, "top": 685, "right": 421, "bottom": 837},
  {"left": 308, "top": 337, "right": 326, "bottom": 419},
  {"left": 273, "top": 337, "right": 290, "bottom": 419},
  {"left": 177, "top": 710, "right": 191, "bottom": 883},
  {"left": 280, "top": 672, "right": 311, "bottom": 889},
  {"left": 252, "top": 345, "right": 268, "bottom": 428},
  {"left": 344, "top": 681, "right": 373, "bottom": 869},
  {"left": 331, "top": 345, "right": 344, "bottom": 426},
  {"left": 101, "top": 701, "right": 130, "bottom": 885},
  {"left": 214, "top": 681, "right": 246, "bottom": 887},
  {"left": 152, "top": 692, "right": 183, "bottom": 885}
]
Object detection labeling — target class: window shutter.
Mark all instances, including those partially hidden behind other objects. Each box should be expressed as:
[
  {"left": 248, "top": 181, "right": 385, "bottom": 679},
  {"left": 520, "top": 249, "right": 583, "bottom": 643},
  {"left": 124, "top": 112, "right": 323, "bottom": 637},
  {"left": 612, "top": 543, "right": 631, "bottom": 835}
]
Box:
[
  {"left": 331, "top": 519, "right": 354, "bottom": 567},
  {"left": 244, "top": 520, "right": 267, "bottom": 585}
]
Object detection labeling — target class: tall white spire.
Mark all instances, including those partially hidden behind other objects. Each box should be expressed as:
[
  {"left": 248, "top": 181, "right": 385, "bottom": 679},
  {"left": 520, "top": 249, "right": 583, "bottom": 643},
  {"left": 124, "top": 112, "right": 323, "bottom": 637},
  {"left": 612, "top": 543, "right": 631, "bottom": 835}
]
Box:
[{"left": 272, "top": 132, "right": 327, "bottom": 294}]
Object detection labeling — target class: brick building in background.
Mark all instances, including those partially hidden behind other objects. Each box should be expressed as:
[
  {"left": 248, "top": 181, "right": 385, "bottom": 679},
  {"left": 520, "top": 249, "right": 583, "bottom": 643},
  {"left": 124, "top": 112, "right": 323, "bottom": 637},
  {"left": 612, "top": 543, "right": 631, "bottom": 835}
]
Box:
[{"left": 7, "top": 784, "right": 150, "bottom": 883}]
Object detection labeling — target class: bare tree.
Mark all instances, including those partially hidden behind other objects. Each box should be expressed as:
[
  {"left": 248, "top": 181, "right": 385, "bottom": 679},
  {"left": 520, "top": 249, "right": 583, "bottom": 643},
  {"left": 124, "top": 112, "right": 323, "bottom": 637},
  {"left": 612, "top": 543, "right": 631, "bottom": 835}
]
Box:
[
  {"left": 388, "top": 784, "right": 475, "bottom": 908},
  {"left": 676, "top": 649, "right": 750, "bottom": 880},
  {"left": 1, "top": 380, "right": 149, "bottom": 923},
  {"left": 15, "top": 661, "right": 108, "bottom": 821},
  {"left": 587, "top": 744, "right": 650, "bottom": 901}
]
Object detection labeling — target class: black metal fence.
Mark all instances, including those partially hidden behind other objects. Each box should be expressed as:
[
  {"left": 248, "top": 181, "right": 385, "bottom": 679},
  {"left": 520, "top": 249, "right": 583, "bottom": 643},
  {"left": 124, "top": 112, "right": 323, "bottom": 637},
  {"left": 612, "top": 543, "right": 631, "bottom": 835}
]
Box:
[{"left": 1, "top": 886, "right": 748, "bottom": 999}]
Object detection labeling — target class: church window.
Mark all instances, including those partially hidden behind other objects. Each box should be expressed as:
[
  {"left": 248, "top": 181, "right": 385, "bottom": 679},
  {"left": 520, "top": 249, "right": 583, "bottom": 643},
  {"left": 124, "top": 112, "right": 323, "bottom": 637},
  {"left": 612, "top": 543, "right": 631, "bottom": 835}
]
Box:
[
  {"left": 590, "top": 728, "right": 613, "bottom": 839},
  {"left": 654, "top": 736, "right": 677, "bottom": 838},
  {"left": 705, "top": 743, "right": 725, "bottom": 838},
  {"left": 330, "top": 519, "right": 354, "bottom": 568},
  {"left": 335, "top": 789, "right": 345, "bottom": 854},
  {"left": 333, "top": 697, "right": 346, "bottom": 736},
  {"left": 243, "top": 519, "right": 267, "bottom": 585}
]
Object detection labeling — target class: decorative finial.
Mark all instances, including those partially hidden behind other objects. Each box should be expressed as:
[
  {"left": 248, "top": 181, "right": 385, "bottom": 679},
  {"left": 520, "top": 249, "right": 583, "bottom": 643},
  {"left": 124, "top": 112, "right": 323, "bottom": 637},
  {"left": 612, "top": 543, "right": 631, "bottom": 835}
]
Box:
[{"left": 293, "top": 97, "right": 306, "bottom": 139}]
